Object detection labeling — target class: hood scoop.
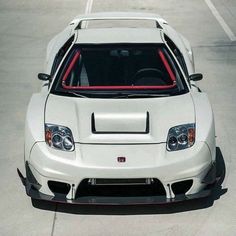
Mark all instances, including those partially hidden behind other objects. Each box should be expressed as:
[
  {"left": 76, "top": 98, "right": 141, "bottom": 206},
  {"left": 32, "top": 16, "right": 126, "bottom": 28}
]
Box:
[{"left": 91, "top": 112, "right": 149, "bottom": 134}]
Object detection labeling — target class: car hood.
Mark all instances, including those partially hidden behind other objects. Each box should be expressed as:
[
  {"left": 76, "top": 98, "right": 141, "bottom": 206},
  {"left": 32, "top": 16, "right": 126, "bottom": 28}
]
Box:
[{"left": 45, "top": 93, "right": 195, "bottom": 144}]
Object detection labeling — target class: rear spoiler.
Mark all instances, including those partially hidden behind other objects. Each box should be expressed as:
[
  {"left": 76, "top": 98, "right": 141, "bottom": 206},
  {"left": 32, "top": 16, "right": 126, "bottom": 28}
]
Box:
[{"left": 69, "top": 12, "right": 168, "bottom": 29}]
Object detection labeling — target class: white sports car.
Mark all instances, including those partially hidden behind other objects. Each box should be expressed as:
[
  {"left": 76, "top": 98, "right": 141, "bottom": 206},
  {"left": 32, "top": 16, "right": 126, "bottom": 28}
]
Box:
[{"left": 18, "top": 12, "right": 217, "bottom": 205}]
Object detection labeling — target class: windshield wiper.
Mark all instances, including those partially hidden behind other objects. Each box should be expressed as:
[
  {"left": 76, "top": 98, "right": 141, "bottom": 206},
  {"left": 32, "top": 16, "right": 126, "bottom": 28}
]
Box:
[
  {"left": 62, "top": 91, "right": 171, "bottom": 99},
  {"left": 65, "top": 91, "right": 89, "bottom": 98},
  {"left": 112, "top": 93, "right": 170, "bottom": 98}
]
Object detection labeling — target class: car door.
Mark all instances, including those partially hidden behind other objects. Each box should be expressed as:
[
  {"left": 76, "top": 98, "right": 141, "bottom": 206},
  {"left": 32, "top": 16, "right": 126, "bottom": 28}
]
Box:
[
  {"left": 162, "top": 25, "right": 195, "bottom": 76},
  {"left": 45, "top": 25, "right": 75, "bottom": 75},
  {"left": 164, "top": 34, "right": 189, "bottom": 78}
]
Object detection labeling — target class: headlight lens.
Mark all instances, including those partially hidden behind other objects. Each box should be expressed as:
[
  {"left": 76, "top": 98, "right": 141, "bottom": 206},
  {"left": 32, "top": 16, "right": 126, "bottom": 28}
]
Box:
[
  {"left": 45, "top": 124, "right": 75, "bottom": 151},
  {"left": 167, "top": 124, "right": 195, "bottom": 151}
]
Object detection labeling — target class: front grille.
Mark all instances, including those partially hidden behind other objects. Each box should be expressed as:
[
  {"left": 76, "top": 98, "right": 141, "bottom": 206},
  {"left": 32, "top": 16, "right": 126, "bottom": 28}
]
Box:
[
  {"left": 76, "top": 178, "right": 166, "bottom": 198},
  {"left": 88, "top": 178, "right": 152, "bottom": 186}
]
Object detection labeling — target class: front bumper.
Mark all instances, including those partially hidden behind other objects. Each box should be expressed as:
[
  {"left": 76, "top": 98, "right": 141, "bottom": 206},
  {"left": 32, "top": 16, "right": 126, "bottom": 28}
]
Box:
[
  {"left": 17, "top": 168, "right": 214, "bottom": 205},
  {"left": 19, "top": 141, "right": 216, "bottom": 205}
]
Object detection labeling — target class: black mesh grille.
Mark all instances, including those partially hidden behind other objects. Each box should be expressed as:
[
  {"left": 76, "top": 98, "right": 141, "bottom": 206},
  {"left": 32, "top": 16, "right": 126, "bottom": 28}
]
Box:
[{"left": 91, "top": 178, "right": 149, "bottom": 185}]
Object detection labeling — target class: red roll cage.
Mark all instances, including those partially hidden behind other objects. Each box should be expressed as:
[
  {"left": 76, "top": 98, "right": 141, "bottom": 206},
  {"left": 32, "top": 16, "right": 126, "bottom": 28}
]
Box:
[{"left": 62, "top": 49, "right": 176, "bottom": 90}]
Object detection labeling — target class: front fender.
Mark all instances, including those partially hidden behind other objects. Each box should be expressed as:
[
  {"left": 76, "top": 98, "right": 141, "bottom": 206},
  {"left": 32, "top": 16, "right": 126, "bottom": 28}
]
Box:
[
  {"left": 191, "top": 92, "right": 216, "bottom": 161},
  {"left": 24, "top": 93, "right": 47, "bottom": 161}
]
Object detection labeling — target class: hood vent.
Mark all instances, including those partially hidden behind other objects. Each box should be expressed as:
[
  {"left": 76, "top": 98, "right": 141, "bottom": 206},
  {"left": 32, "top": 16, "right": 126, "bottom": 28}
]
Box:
[{"left": 91, "top": 112, "right": 149, "bottom": 134}]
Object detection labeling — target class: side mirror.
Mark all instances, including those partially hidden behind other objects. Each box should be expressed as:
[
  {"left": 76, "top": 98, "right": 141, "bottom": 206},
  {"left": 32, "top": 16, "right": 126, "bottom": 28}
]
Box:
[
  {"left": 189, "top": 73, "right": 203, "bottom": 81},
  {"left": 38, "top": 73, "right": 52, "bottom": 82}
]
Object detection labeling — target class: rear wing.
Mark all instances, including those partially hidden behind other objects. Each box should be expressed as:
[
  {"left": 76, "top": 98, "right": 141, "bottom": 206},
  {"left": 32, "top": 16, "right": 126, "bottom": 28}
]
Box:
[{"left": 70, "top": 12, "right": 168, "bottom": 29}]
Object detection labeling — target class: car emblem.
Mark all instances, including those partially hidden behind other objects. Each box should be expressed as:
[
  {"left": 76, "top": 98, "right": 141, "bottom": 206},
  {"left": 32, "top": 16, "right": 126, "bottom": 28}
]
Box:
[{"left": 117, "top": 157, "right": 126, "bottom": 163}]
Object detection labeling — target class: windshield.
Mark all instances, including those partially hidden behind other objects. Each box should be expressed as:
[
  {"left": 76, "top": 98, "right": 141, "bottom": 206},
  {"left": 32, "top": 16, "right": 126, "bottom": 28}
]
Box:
[{"left": 51, "top": 44, "right": 188, "bottom": 98}]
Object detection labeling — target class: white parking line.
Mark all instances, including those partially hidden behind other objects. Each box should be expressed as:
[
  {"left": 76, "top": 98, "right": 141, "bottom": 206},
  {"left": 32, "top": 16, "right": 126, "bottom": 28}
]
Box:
[
  {"left": 84, "top": 0, "right": 94, "bottom": 28},
  {"left": 85, "top": 0, "right": 94, "bottom": 14},
  {"left": 205, "top": 0, "right": 236, "bottom": 41}
]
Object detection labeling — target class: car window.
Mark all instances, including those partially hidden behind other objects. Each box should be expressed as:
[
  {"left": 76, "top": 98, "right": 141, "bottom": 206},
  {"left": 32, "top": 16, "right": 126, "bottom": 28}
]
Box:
[
  {"left": 164, "top": 34, "right": 189, "bottom": 78},
  {"left": 50, "top": 35, "right": 75, "bottom": 76},
  {"left": 52, "top": 44, "right": 188, "bottom": 97},
  {"left": 61, "top": 46, "right": 177, "bottom": 87}
]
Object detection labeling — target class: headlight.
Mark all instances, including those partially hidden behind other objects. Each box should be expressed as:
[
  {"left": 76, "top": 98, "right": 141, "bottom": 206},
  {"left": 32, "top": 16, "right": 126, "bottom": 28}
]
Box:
[
  {"left": 167, "top": 124, "right": 195, "bottom": 151},
  {"left": 45, "top": 124, "right": 75, "bottom": 151}
]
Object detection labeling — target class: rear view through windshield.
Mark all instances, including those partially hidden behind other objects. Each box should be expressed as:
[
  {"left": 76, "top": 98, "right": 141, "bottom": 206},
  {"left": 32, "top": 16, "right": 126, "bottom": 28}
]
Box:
[{"left": 52, "top": 44, "right": 187, "bottom": 95}]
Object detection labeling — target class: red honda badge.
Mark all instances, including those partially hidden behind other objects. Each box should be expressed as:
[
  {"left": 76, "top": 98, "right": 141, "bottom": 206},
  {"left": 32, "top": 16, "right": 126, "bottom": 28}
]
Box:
[{"left": 117, "top": 157, "right": 126, "bottom": 163}]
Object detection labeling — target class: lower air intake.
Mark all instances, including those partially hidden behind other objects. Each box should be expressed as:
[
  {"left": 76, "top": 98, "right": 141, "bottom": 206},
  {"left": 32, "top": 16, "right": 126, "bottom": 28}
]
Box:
[
  {"left": 76, "top": 178, "right": 166, "bottom": 197},
  {"left": 171, "top": 180, "right": 193, "bottom": 195},
  {"left": 48, "top": 181, "right": 71, "bottom": 195}
]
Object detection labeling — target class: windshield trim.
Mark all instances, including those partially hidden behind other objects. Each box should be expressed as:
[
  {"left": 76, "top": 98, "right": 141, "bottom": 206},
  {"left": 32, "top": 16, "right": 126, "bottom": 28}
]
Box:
[{"left": 50, "top": 43, "right": 189, "bottom": 96}]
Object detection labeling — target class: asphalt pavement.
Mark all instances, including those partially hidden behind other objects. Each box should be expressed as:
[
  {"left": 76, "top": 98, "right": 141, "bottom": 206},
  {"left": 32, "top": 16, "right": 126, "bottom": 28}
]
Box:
[{"left": 0, "top": 0, "right": 236, "bottom": 235}]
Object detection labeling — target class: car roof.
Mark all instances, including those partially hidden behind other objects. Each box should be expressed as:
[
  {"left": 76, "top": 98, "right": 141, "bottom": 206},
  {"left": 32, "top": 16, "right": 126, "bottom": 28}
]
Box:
[{"left": 75, "top": 28, "right": 164, "bottom": 44}]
